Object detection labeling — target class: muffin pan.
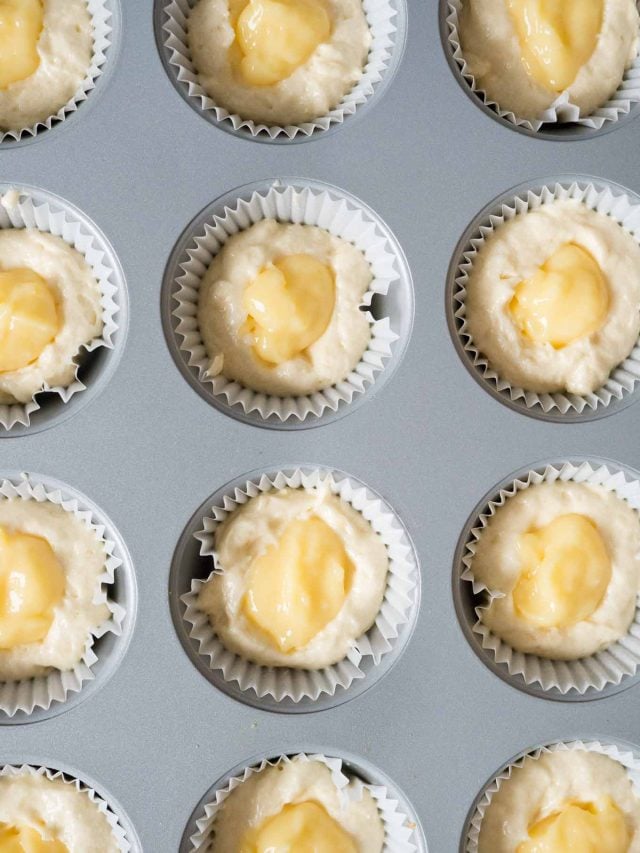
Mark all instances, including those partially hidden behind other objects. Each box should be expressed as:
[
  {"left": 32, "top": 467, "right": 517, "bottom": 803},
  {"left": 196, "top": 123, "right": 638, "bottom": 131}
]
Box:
[{"left": 3, "top": 2, "right": 640, "bottom": 851}]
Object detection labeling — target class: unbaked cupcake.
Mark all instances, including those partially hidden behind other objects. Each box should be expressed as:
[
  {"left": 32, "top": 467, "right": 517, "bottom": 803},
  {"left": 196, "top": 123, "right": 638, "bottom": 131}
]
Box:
[
  {"left": 186, "top": 0, "right": 371, "bottom": 127},
  {"left": 0, "top": 0, "right": 93, "bottom": 133},
  {"left": 0, "top": 494, "right": 110, "bottom": 683},
  {"left": 197, "top": 219, "right": 372, "bottom": 398},
  {"left": 0, "top": 227, "right": 103, "bottom": 406},
  {"left": 197, "top": 755, "right": 384, "bottom": 852},
  {"left": 469, "top": 479, "right": 640, "bottom": 661},
  {"left": 0, "top": 768, "right": 121, "bottom": 851},
  {"left": 464, "top": 198, "right": 640, "bottom": 397},
  {"left": 456, "top": 0, "right": 640, "bottom": 124},
  {"left": 475, "top": 745, "right": 640, "bottom": 852},
  {"left": 196, "top": 484, "right": 388, "bottom": 669}
]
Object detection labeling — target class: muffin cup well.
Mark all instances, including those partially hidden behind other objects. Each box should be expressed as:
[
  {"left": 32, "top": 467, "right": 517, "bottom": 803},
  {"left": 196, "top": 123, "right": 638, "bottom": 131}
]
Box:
[
  {"left": 449, "top": 176, "right": 640, "bottom": 421},
  {"left": 187, "top": 753, "right": 419, "bottom": 852},
  {"left": 169, "top": 178, "right": 412, "bottom": 427},
  {"left": 465, "top": 740, "right": 640, "bottom": 853},
  {"left": 0, "top": 764, "right": 133, "bottom": 851},
  {"left": 444, "top": 0, "right": 640, "bottom": 136},
  {"left": 1, "top": 0, "right": 118, "bottom": 145},
  {"left": 0, "top": 185, "right": 126, "bottom": 434},
  {"left": 459, "top": 460, "right": 640, "bottom": 697},
  {"left": 0, "top": 473, "right": 128, "bottom": 719},
  {"left": 180, "top": 466, "right": 419, "bottom": 706},
  {"left": 159, "top": 0, "right": 405, "bottom": 142}
]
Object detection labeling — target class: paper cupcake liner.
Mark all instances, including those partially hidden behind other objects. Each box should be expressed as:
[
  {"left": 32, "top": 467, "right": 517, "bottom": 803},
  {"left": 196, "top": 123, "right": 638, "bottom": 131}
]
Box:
[
  {"left": 1, "top": 0, "right": 114, "bottom": 144},
  {"left": 172, "top": 181, "right": 401, "bottom": 423},
  {"left": 461, "top": 461, "right": 640, "bottom": 695},
  {"left": 161, "top": 0, "right": 401, "bottom": 140},
  {"left": 0, "top": 474, "right": 125, "bottom": 717},
  {"left": 189, "top": 753, "right": 417, "bottom": 852},
  {"left": 453, "top": 179, "right": 640, "bottom": 417},
  {"left": 181, "top": 467, "right": 418, "bottom": 703},
  {"left": 0, "top": 764, "right": 131, "bottom": 851},
  {"left": 466, "top": 739, "right": 640, "bottom": 852},
  {"left": 445, "top": 0, "right": 640, "bottom": 133},
  {"left": 0, "top": 187, "right": 122, "bottom": 431}
]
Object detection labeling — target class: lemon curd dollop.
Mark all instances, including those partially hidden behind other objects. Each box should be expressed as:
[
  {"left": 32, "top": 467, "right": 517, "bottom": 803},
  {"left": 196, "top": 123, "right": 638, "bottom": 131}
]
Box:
[
  {"left": 0, "top": 822, "right": 68, "bottom": 852},
  {"left": 231, "top": 0, "right": 332, "bottom": 86},
  {"left": 512, "top": 513, "right": 612, "bottom": 630},
  {"left": 517, "top": 797, "right": 631, "bottom": 853},
  {"left": 240, "top": 801, "right": 358, "bottom": 853},
  {"left": 509, "top": 243, "right": 609, "bottom": 349},
  {"left": 242, "top": 515, "right": 353, "bottom": 652},
  {"left": 0, "top": 267, "right": 60, "bottom": 373},
  {"left": 507, "top": 0, "right": 604, "bottom": 93},
  {"left": 0, "top": 0, "right": 44, "bottom": 90},
  {"left": 0, "top": 525, "right": 66, "bottom": 649},
  {"left": 242, "top": 253, "right": 335, "bottom": 365}
]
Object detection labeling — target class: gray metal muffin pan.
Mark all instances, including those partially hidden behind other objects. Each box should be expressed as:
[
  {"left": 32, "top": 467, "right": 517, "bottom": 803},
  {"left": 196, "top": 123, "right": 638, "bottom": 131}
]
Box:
[{"left": 1, "top": 2, "right": 640, "bottom": 851}]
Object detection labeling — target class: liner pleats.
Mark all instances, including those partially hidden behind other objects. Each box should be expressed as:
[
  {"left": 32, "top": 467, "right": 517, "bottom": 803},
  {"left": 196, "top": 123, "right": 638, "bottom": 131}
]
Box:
[
  {"left": 181, "top": 468, "right": 418, "bottom": 702},
  {"left": 172, "top": 182, "right": 402, "bottom": 422},
  {"left": 0, "top": 475, "right": 125, "bottom": 717},
  {"left": 466, "top": 740, "right": 640, "bottom": 853},
  {"left": 453, "top": 180, "right": 640, "bottom": 416},
  {"left": 461, "top": 461, "right": 640, "bottom": 694},
  {"left": 1, "top": 0, "right": 114, "bottom": 143},
  {"left": 189, "top": 753, "right": 418, "bottom": 852},
  {"left": 0, "top": 188, "right": 121, "bottom": 431},
  {"left": 162, "top": 0, "right": 400, "bottom": 139},
  {"left": 0, "top": 764, "right": 131, "bottom": 852},
  {"left": 445, "top": 0, "right": 640, "bottom": 133}
]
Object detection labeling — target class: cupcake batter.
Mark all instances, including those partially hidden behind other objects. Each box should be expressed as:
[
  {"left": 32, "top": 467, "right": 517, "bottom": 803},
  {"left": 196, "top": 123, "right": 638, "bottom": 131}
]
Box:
[
  {"left": 470, "top": 480, "right": 640, "bottom": 660},
  {"left": 187, "top": 0, "right": 371, "bottom": 126},
  {"left": 0, "top": 0, "right": 93, "bottom": 132},
  {"left": 478, "top": 748, "right": 640, "bottom": 852},
  {"left": 197, "top": 487, "right": 389, "bottom": 669},
  {"left": 197, "top": 220, "right": 372, "bottom": 398},
  {"left": 464, "top": 199, "right": 640, "bottom": 396},
  {"left": 457, "top": 0, "right": 639, "bottom": 121}
]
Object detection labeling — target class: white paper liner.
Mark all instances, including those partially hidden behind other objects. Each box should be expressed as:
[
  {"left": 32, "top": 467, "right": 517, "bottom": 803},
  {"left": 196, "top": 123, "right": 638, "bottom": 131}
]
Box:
[
  {"left": 182, "top": 467, "right": 417, "bottom": 702},
  {"left": 173, "top": 182, "right": 401, "bottom": 422},
  {"left": 466, "top": 740, "right": 640, "bottom": 853},
  {"left": 445, "top": 0, "right": 640, "bottom": 133},
  {"left": 0, "top": 764, "right": 131, "bottom": 851},
  {"left": 189, "top": 753, "right": 418, "bottom": 852},
  {"left": 1, "top": 0, "right": 114, "bottom": 143},
  {"left": 0, "top": 474, "right": 125, "bottom": 717},
  {"left": 461, "top": 461, "right": 640, "bottom": 695},
  {"left": 453, "top": 179, "right": 640, "bottom": 416},
  {"left": 162, "top": 0, "right": 399, "bottom": 140},
  {"left": 0, "top": 187, "right": 121, "bottom": 431}
]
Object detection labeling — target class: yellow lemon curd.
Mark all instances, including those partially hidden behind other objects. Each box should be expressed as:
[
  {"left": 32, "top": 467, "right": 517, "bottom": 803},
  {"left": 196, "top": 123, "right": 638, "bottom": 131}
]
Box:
[
  {"left": 240, "top": 801, "right": 358, "bottom": 853},
  {"left": 509, "top": 243, "right": 609, "bottom": 349},
  {"left": 242, "top": 253, "right": 335, "bottom": 365},
  {"left": 517, "top": 797, "right": 630, "bottom": 853},
  {"left": 512, "top": 513, "right": 611, "bottom": 629},
  {"left": 507, "top": 0, "right": 603, "bottom": 93},
  {"left": 0, "top": 822, "right": 67, "bottom": 852},
  {"left": 0, "top": 525, "right": 65, "bottom": 649},
  {"left": 0, "top": 268, "right": 60, "bottom": 373},
  {"left": 0, "top": 0, "right": 44, "bottom": 90},
  {"left": 231, "top": 0, "right": 331, "bottom": 86},
  {"left": 242, "top": 515, "right": 353, "bottom": 652}
]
